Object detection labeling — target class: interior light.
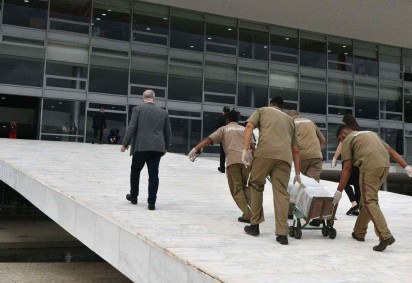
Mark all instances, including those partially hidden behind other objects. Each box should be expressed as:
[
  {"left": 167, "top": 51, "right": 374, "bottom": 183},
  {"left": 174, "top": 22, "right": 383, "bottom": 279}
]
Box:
[
  {"left": 227, "top": 28, "right": 232, "bottom": 31},
  {"left": 407, "top": 101, "right": 410, "bottom": 104},
  {"left": 358, "top": 109, "right": 362, "bottom": 112},
  {"left": 96, "top": 18, "right": 101, "bottom": 21},
  {"left": 111, "top": 106, "right": 115, "bottom": 109},
  {"left": 108, "top": 9, "right": 112, "bottom": 12},
  {"left": 51, "top": 105, "right": 55, "bottom": 109},
  {"left": 24, "top": 0, "right": 29, "bottom": 2},
  {"left": 343, "top": 45, "right": 347, "bottom": 48},
  {"left": 328, "top": 50, "right": 331, "bottom": 52},
  {"left": 58, "top": 102, "right": 62, "bottom": 105},
  {"left": 190, "top": 45, "right": 194, "bottom": 48},
  {"left": 163, "top": 17, "right": 168, "bottom": 20},
  {"left": 263, "top": 46, "right": 267, "bottom": 49},
  {"left": 102, "top": 13, "right": 106, "bottom": 16},
  {"left": 344, "top": 52, "right": 348, "bottom": 55},
  {"left": 207, "top": 37, "right": 212, "bottom": 40},
  {"left": 1, "top": 97, "right": 5, "bottom": 100},
  {"left": 146, "top": 27, "right": 151, "bottom": 31},
  {"left": 285, "top": 37, "right": 290, "bottom": 40}
]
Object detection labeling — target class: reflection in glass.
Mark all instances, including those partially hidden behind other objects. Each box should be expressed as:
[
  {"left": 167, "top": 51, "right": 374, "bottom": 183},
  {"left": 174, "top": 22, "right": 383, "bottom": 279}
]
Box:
[
  {"left": 327, "top": 41, "right": 353, "bottom": 72},
  {"left": 50, "top": 0, "right": 91, "bottom": 34},
  {"left": 92, "top": 4, "right": 130, "bottom": 41},
  {"left": 270, "top": 27, "right": 298, "bottom": 64},
  {"left": 46, "top": 61, "right": 87, "bottom": 90},
  {"left": 239, "top": 28, "right": 269, "bottom": 61},
  {"left": 3, "top": 0, "right": 47, "bottom": 29},
  {"left": 202, "top": 111, "right": 223, "bottom": 154},
  {"left": 0, "top": 44, "right": 44, "bottom": 87},
  {"left": 133, "top": 13, "right": 169, "bottom": 45},
  {"left": 206, "top": 22, "right": 237, "bottom": 55},
  {"left": 405, "top": 89, "right": 412, "bottom": 123},
  {"left": 41, "top": 99, "right": 85, "bottom": 142},
  {"left": 300, "top": 38, "right": 327, "bottom": 69},
  {"left": 238, "top": 68, "right": 268, "bottom": 108},
  {"left": 169, "top": 117, "right": 201, "bottom": 153},
  {"left": 327, "top": 123, "right": 341, "bottom": 160},
  {"left": 381, "top": 128, "right": 403, "bottom": 156},
  {"left": 328, "top": 79, "right": 353, "bottom": 115},
  {"left": 355, "top": 83, "right": 378, "bottom": 119},
  {"left": 130, "top": 52, "right": 167, "bottom": 97},
  {"left": 89, "top": 51, "right": 129, "bottom": 95},
  {"left": 300, "top": 76, "right": 326, "bottom": 114},
  {"left": 403, "top": 53, "right": 412, "bottom": 82},
  {"left": 380, "top": 86, "right": 403, "bottom": 121},
  {"left": 379, "top": 47, "right": 401, "bottom": 80},
  {"left": 86, "top": 111, "right": 126, "bottom": 143},
  {"left": 269, "top": 71, "right": 298, "bottom": 110},
  {"left": 354, "top": 45, "right": 378, "bottom": 76},
  {"left": 168, "top": 59, "right": 203, "bottom": 102},
  {"left": 204, "top": 62, "right": 236, "bottom": 104},
  {"left": 170, "top": 17, "right": 204, "bottom": 52}
]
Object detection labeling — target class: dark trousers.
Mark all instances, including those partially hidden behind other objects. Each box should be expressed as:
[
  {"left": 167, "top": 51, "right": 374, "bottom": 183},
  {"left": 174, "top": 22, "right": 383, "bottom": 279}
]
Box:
[
  {"left": 219, "top": 142, "right": 226, "bottom": 168},
  {"left": 130, "top": 151, "right": 163, "bottom": 204},
  {"left": 344, "top": 165, "right": 361, "bottom": 204},
  {"left": 93, "top": 127, "right": 104, "bottom": 142}
]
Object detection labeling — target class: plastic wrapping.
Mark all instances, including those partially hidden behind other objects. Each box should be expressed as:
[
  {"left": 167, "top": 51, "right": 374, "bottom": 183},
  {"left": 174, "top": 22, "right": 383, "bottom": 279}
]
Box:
[
  {"left": 296, "top": 187, "right": 331, "bottom": 218},
  {"left": 287, "top": 174, "right": 322, "bottom": 204}
]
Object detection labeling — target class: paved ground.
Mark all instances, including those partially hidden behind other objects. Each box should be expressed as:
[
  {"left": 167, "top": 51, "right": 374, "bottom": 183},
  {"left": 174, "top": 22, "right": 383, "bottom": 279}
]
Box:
[{"left": 0, "top": 139, "right": 411, "bottom": 282}]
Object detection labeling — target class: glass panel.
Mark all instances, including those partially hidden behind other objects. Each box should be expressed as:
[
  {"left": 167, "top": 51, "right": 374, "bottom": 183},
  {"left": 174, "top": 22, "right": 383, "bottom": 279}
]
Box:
[
  {"left": 49, "top": 0, "right": 91, "bottom": 34},
  {"left": 170, "top": 16, "right": 204, "bottom": 52},
  {"left": 380, "top": 86, "right": 403, "bottom": 121},
  {"left": 92, "top": 2, "right": 130, "bottom": 41},
  {"left": 269, "top": 71, "right": 298, "bottom": 110},
  {"left": 3, "top": 0, "right": 47, "bottom": 29},
  {"left": 0, "top": 94, "right": 40, "bottom": 140},
  {"left": 300, "top": 38, "right": 327, "bottom": 69},
  {"left": 380, "top": 47, "right": 401, "bottom": 80},
  {"left": 328, "top": 79, "right": 353, "bottom": 115},
  {"left": 206, "top": 22, "right": 237, "bottom": 55},
  {"left": 169, "top": 117, "right": 201, "bottom": 153},
  {"left": 168, "top": 59, "right": 203, "bottom": 102},
  {"left": 0, "top": 44, "right": 44, "bottom": 87},
  {"left": 354, "top": 44, "right": 378, "bottom": 76},
  {"left": 327, "top": 41, "right": 353, "bottom": 72},
  {"left": 204, "top": 62, "right": 236, "bottom": 104},
  {"left": 41, "top": 99, "right": 85, "bottom": 142},
  {"left": 406, "top": 136, "right": 412, "bottom": 164},
  {"left": 403, "top": 53, "right": 412, "bottom": 82},
  {"left": 381, "top": 128, "right": 404, "bottom": 157},
  {"left": 203, "top": 111, "right": 223, "bottom": 138},
  {"left": 46, "top": 61, "right": 87, "bottom": 90},
  {"left": 270, "top": 27, "right": 298, "bottom": 65},
  {"left": 89, "top": 51, "right": 129, "bottom": 95},
  {"left": 86, "top": 110, "right": 126, "bottom": 143},
  {"left": 130, "top": 52, "right": 167, "bottom": 97},
  {"left": 355, "top": 83, "right": 378, "bottom": 119},
  {"left": 300, "top": 76, "right": 326, "bottom": 114},
  {"left": 327, "top": 123, "right": 341, "bottom": 160},
  {"left": 404, "top": 88, "right": 412, "bottom": 123},
  {"left": 133, "top": 13, "right": 169, "bottom": 46},
  {"left": 238, "top": 68, "right": 268, "bottom": 108},
  {"left": 239, "top": 28, "right": 269, "bottom": 61}
]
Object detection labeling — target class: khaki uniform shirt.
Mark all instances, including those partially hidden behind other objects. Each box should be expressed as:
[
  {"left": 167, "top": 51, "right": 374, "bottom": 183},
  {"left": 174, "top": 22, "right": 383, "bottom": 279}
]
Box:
[
  {"left": 247, "top": 106, "right": 298, "bottom": 165},
  {"left": 293, "top": 116, "right": 324, "bottom": 160},
  {"left": 209, "top": 122, "right": 253, "bottom": 167},
  {"left": 341, "top": 131, "right": 390, "bottom": 173}
]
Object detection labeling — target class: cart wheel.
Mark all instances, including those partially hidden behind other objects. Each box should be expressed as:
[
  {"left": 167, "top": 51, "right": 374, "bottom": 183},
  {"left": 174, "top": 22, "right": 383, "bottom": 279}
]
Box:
[
  {"left": 329, "top": 228, "right": 337, "bottom": 239},
  {"left": 321, "top": 226, "right": 329, "bottom": 237},
  {"left": 289, "top": 226, "right": 295, "bottom": 237},
  {"left": 294, "top": 228, "right": 302, "bottom": 239}
]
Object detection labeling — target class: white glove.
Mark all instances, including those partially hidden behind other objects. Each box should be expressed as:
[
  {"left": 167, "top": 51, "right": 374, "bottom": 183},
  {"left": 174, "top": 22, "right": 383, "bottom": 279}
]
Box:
[
  {"left": 188, "top": 148, "right": 197, "bottom": 162},
  {"left": 241, "top": 150, "right": 252, "bottom": 168},
  {"left": 293, "top": 174, "right": 306, "bottom": 188},
  {"left": 333, "top": 190, "right": 342, "bottom": 205},
  {"left": 405, "top": 165, "right": 412, "bottom": 177},
  {"left": 331, "top": 158, "right": 337, "bottom": 168}
]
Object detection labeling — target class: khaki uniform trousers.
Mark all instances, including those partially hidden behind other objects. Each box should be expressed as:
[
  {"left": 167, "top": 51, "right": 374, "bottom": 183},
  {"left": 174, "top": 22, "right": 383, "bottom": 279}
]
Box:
[
  {"left": 226, "top": 163, "right": 251, "bottom": 219},
  {"left": 353, "top": 167, "right": 392, "bottom": 241},
  {"left": 300, "top": 158, "right": 323, "bottom": 182},
  {"left": 249, "top": 157, "right": 291, "bottom": 236}
]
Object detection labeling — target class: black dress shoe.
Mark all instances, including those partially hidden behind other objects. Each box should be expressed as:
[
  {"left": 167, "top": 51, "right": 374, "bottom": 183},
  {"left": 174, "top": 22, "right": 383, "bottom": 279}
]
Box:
[
  {"left": 373, "top": 237, "right": 395, "bottom": 251},
  {"left": 126, "top": 194, "right": 137, "bottom": 205},
  {"left": 276, "top": 235, "right": 288, "bottom": 245},
  {"left": 148, "top": 204, "right": 155, "bottom": 210},
  {"left": 238, "top": 216, "right": 250, "bottom": 223},
  {"left": 309, "top": 219, "right": 321, "bottom": 226},
  {"left": 244, "top": 224, "right": 260, "bottom": 236},
  {"left": 351, "top": 232, "right": 365, "bottom": 242},
  {"left": 218, "top": 167, "right": 225, "bottom": 173},
  {"left": 346, "top": 205, "right": 359, "bottom": 216}
]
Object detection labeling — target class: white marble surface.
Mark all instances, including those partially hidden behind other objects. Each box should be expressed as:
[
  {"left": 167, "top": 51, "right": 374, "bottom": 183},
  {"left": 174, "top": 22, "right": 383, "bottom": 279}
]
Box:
[{"left": 0, "top": 138, "right": 411, "bottom": 283}]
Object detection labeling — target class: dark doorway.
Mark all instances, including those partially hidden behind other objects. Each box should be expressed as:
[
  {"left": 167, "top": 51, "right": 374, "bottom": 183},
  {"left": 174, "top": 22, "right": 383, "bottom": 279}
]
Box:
[{"left": 0, "top": 94, "right": 40, "bottom": 139}]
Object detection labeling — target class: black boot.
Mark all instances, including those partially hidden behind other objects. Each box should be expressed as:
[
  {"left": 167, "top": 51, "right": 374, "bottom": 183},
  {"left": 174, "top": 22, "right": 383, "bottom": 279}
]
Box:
[
  {"left": 373, "top": 237, "right": 395, "bottom": 251},
  {"left": 126, "top": 194, "right": 137, "bottom": 205},
  {"left": 148, "top": 203, "right": 155, "bottom": 210},
  {"left": 238, "top": 216, "right": 250, "bottom": 223},
  {"left": 244, "top": 224, "right": 259, "bottom": 236},
  {"left": 276, "top": 235, "right": 288, "bottom": 245}
]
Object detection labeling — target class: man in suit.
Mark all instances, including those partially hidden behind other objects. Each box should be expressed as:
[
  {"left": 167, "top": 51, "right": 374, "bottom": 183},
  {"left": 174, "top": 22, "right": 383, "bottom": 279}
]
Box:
[
  {"left": 121, "top": 90, "right": 172, "bottom": 210},
  {"left": 92, "top": 108, "right": 106, "bottom": 144}
]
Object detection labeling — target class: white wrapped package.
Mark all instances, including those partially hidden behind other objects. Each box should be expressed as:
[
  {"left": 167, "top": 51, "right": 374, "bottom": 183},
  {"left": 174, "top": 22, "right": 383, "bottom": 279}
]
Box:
[
  {"left": 287, "top": 174, "right": 322, "bottom": 204},
  {"left": 296, "top": 186, "right": 331, "bottom": 218}
]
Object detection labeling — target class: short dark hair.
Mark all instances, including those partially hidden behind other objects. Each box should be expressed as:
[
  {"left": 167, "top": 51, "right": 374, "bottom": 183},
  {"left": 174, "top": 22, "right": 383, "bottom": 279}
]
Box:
[
  {"left": 223, "top": 106, "right": 230, "bottom": 113},
  {"left": 342, "top": 114, "right": 360, "bottom": 131},
  {"left": 336, "top": 124, "right": 350, "bottom": 137},
  {"left": 227, "top": 108, "right": 240, "bottom": 122},
  {"left": 270, "top": 97, "right": 284, "bottom": 108}
]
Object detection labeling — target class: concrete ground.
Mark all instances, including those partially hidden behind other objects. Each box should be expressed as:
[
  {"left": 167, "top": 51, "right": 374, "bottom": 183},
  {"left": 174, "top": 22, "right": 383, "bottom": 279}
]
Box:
[{"left": 0, "top": 139, "right": 411, "bottom": 282}]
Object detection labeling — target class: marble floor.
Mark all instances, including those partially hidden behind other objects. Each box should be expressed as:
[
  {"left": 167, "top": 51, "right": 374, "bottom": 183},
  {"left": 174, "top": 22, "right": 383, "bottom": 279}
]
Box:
[{"left": 0, "top": 139, "right": 411, "bottom": 282}]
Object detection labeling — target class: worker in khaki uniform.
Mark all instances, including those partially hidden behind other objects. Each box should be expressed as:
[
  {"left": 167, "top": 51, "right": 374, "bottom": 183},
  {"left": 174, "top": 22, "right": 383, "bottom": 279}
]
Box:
[
  {"left": 288, "top": 110, "right": 325, "bottom": 181},
  {"left": 241, "top": 97, "right": 304, "bottom": 245},
  {"left": 333, "top": 125, "right": 412, "bottom": 251},
  {"left": 189, "top": 109, "right": 255, "bottom": 222}
]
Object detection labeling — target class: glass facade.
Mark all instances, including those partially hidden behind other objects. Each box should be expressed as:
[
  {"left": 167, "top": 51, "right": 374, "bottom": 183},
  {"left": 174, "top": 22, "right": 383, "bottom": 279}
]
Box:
[{"left": 0, "top": 0, "right": 411, "bottom": 165}]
